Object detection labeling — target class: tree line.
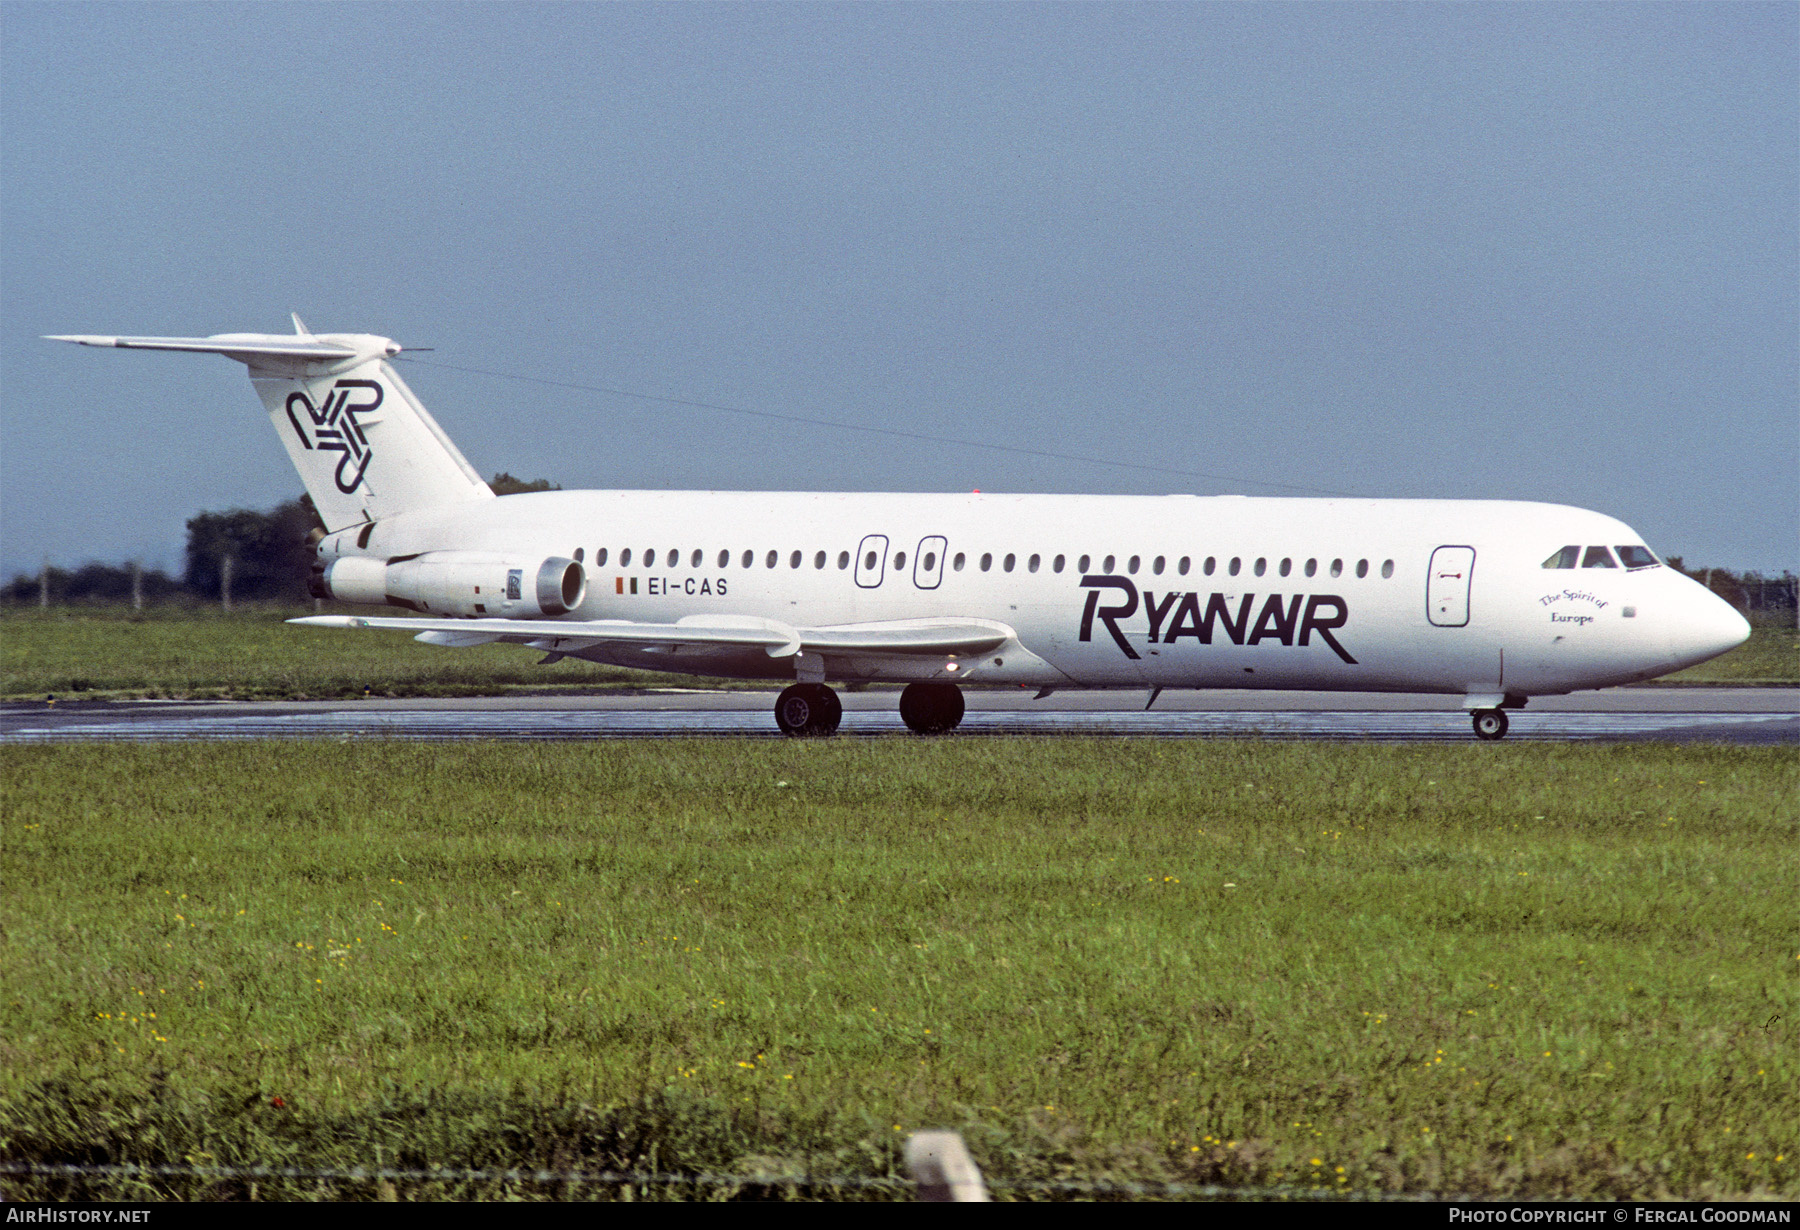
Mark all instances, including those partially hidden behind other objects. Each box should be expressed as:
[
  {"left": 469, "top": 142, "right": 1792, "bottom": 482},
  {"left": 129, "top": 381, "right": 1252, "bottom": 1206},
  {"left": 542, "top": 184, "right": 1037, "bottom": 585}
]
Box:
[{"left": 3, "top": 475, "right": 559, "bottom": 607}]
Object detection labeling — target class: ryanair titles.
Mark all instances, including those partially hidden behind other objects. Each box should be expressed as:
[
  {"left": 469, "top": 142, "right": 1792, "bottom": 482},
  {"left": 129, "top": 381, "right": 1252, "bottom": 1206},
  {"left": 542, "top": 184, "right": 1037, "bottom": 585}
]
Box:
[{"left": 1078, "top": 575, "right": 1357, "bottom": 664}]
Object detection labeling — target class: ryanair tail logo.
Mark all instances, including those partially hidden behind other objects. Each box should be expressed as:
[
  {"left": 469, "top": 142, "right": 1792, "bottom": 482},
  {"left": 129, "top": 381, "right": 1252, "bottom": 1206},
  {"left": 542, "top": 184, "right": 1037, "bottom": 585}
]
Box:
[
  {"left": 284, "top": 379, "right": 383, "bottom": 493},
  {"left": 1078, "top": 575, "right": 1357, "bottom": 664}
]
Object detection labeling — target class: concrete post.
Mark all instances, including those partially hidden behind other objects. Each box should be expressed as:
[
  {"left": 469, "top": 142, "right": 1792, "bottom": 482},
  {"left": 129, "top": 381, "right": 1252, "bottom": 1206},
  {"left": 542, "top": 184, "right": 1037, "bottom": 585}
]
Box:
[{"left": 906, "top": 1130, "right": 990, "bottom": 1202}]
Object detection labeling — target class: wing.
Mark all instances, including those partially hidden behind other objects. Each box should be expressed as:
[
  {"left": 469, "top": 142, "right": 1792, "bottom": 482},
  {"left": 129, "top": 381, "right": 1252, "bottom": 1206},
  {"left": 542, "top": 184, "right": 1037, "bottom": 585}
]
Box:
[{"left": 289, "top": 613, "right": 1012, "bottom": 658}]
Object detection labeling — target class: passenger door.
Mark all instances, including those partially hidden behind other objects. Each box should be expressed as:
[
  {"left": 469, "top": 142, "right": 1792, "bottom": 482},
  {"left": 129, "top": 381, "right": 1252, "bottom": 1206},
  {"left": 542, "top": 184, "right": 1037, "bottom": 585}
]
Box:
[{"left": 1427, "top": 546, "right": 1476, "bottom": 627}]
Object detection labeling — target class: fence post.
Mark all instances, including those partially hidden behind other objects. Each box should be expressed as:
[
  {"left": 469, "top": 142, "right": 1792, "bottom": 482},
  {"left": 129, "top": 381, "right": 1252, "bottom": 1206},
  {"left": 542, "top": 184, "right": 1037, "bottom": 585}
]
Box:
[{"left": 905, "top": 1130, "right": 989, "bottom": 1202}]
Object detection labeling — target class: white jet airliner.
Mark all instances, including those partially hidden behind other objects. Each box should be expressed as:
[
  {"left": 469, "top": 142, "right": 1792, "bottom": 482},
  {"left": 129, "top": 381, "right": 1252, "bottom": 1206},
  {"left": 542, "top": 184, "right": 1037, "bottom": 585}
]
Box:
[{"left": 49, "top": 321, "right": 1750, "bottom": 739}]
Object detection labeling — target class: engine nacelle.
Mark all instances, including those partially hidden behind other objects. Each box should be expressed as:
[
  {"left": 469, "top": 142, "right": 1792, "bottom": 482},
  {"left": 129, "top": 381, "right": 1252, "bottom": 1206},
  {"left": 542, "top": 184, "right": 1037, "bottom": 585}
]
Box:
[{"left": 312, "top": 551, "right": 586, "bottom": 617}]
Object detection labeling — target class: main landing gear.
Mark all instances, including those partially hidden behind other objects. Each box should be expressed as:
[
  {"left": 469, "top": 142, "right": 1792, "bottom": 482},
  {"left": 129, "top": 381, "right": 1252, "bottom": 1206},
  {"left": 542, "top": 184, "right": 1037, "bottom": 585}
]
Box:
[
  {"left": 1471, "top": 708, "right": 1509, "bottom": 741},
  {"left": 770, "top": 681, "right": 967, "bottom": 737},
  {"left": 774, "top": 683, "right": 841, "bottom": 737},
  {"left": 899, "top": 682, "right": 964, "bottom": 735}
]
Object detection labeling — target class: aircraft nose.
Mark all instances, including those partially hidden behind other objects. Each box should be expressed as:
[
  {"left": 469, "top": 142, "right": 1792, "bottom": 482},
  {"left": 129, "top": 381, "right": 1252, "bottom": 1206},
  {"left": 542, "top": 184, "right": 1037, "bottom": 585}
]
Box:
[{"left": 1668, "top": 584, "right": 1750, "bottom": 671}]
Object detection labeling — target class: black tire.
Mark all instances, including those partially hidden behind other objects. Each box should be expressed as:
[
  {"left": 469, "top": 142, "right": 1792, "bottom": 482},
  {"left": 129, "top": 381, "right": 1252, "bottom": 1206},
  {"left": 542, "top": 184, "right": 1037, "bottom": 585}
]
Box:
[
  {"left": 899, "top": 682, "right": 965, "bottom": 735},
  {"left": 775, "top": 683, "right": 841, "bottom": 737},
  {"left": 814, "top": 684, "right": 842, "bottom": 733},
  {"left": 1471, "top": 708, "right": 1509, "bottom": 741}
]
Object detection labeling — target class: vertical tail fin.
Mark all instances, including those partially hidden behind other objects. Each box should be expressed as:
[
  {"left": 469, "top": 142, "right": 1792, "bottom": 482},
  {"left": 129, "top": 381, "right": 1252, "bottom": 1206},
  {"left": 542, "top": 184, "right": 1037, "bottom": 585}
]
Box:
[{"left": 47, "top": 326, "right": 494, "bottom": 531}]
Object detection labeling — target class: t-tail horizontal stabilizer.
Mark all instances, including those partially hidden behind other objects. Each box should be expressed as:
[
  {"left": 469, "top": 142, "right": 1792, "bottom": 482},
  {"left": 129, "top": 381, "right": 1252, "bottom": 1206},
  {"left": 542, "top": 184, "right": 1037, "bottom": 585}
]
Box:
[{"left": 47, "top": 324, "right": 493, "bottom": 532}]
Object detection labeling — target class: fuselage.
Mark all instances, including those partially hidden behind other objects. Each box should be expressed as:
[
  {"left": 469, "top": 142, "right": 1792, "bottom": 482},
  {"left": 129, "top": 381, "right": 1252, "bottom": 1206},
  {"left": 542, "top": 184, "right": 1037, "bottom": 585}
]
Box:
[
  {"left": 317, "top": 490, "right": 1749, "bottom": 698},
  {"left": 49, "top": 328, "right": 1752, "bottom": 734}
]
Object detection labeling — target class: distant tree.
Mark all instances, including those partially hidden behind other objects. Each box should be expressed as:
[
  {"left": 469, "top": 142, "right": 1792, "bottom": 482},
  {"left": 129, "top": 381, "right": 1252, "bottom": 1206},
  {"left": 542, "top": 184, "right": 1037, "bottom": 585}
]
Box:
[
  {"left": 184, "top": 497, "right": 325, "bottom": 602},
  {"left": 489, "top": 472, "right": 561, "bottom": 496},
  {"left": 1662, "top": 558, "right": 1796, "bottom": 619}
]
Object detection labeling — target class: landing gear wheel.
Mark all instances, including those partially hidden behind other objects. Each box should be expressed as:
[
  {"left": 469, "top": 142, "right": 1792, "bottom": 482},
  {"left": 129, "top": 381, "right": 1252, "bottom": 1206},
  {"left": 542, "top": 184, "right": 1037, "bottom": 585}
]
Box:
[
  {"left": 1471, "top": 708, "right": 1509, "bottom": 741},
  {"left": 774, "top": 683, "right": 842, "bottom": 737},
  {"left": 899, "top": 682, "right": 965, "bottom": 735}
]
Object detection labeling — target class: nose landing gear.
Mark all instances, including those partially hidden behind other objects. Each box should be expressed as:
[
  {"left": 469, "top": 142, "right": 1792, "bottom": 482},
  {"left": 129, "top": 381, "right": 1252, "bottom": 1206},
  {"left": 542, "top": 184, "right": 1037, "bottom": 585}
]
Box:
[
  {"left": 1471, "top": 708, "right": 1509, "bottom": 741},
  {"left": 774, "top": 683, "right": 842, "bottom": 737},
  {"left": 899, "top": 682, "right": 965, "bottom": 734}
]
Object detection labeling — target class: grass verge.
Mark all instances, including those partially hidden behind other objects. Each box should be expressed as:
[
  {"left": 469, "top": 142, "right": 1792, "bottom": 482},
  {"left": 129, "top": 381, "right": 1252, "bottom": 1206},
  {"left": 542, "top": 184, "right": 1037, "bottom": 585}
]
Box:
[{"left": 3, "top": 739, "right": 1795, "bottom": 1199}]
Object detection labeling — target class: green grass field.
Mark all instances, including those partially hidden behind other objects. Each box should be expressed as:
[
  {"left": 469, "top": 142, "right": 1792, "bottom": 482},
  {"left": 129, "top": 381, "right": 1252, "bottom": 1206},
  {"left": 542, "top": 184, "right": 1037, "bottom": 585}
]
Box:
[
  {"left": 0, "top": 604, "right": 706, "bottom": 700},
  {"left": 3, "top": 604, "right": 1794, "bottom": 700},
  {"left": 3, "top": 740, "right": 1794, "bottom": 1200}
]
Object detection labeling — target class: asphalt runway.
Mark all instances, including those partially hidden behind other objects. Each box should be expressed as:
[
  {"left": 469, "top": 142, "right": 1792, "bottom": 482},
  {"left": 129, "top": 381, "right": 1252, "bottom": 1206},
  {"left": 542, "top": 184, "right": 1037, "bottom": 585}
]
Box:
[{"left": 4, "top": 687, "right": 1794, "bottom": 744}]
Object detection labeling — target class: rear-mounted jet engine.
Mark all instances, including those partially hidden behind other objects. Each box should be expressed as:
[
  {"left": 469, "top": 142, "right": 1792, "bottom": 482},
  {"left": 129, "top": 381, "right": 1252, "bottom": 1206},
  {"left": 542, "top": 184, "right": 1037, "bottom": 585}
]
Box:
[{"left": 313, "top": 552, "right": 586, "bottom": 618}]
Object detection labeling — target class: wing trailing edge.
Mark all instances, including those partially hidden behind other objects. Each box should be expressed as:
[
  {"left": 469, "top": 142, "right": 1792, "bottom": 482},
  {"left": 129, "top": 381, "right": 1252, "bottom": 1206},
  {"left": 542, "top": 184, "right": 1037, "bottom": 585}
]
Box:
[{"left": 290, "top": 614, "right": 1012, "bottom": 659}]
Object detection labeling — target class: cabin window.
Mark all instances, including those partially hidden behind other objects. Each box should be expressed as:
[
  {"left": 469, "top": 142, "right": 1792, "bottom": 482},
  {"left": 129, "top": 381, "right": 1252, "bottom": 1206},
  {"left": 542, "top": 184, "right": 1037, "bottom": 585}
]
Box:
[
  {"left": 667, "top": 548, "right": 678, "bottom": 565},
  {"left": 1381, "top": 559, "right": 1395, "bottom": 579},
  {"left": 1178, "top": 556, "right": 1190, "bottom": 576},
  {"left": 1304, "top": 558, "right": 1316, "bottom": 577},
  {"left": 1582, "top": 546, "right": 1618, "bottom": 569},
  {"left": 865, "top": 550, "right": 879, "bottom": 570},
  {"left": 1356, "top": 559, "right": 1369, "bottom": 578},
  {"left": 980, "top": 553, "right": 993, "bottom": 572},
  {"left": 596, "top": 548, "right": 609, "bottom": 567},
  {"left": 1078, "top": 554, "right": 1091, "bottom": 573},
  {"left": 894, "top": 552, "right": 907, "bottom": 569},
  {"left": 691, "top": 549, "right": 703, "bottom": 567},
  {"left": 924, "top": 552, "right": 937, "bottom": 571},
  {"left": 1028, "top": 554, "right": 1041, "bottom": 573},
  {"left": 1203, "top": 557, "right": 1216, "bottom": 576},
  {"left": 1103, "top": 555, "right": 1116, "bottom": 573},
  {"left": 953, "top": 552, "right": 966, "bottom": 571},
  {"left": 1127, "top": 555, "right": 1139, "bottom": 574},
  {"left": 838, "top": 550, "right": 850, "bottom": 569},
  {"left": 621, "top": 548, "right": 633, "bottom": 566},
  {"left": 814, "top": 550, "right": 827, "bottom": 569},
  {"left": 789, "top": 550, "right": 802, "bottom": 568},
  {"left": 1253, "top": 558, "right": 1267, "bottom": 577},
  {"left": 1330, "top": 558, "right": 1343, "bottom": 578},
  {"left": 1003, "top": 553, "right": 1015, "bottom": 572},
  {"left": 1228, "top": 557, "right": 1241, "bottom": 577},
  {"left": 1617, "top": 545, "right": 1659, "bottom": 570},
  {"left": 1278, "top": 558, "right": 1291, "bottom": 577},
  {"left": 1053, "top": 554, "right": 1066, "bottom": 573},
  {"left": 1152, "top": 556, "right": 1165, "bottom": 575},
  {"left": 644, "top": 549, "right": 657, "bottom": 567},
  {"left": 573, "top": 548, "right": 584, "bottom": 562},
  {"left": 767, "top": 550, "right": 779, "bottom": 568},
  {"left": 1542, "top": 546, "right": 1580, "bottom": 569},
  {"left": 717, "top": 549, "right": 729, "bottom": 567},
  {"left": 742, "top": 550, "right": 754, "bottom": 568}
]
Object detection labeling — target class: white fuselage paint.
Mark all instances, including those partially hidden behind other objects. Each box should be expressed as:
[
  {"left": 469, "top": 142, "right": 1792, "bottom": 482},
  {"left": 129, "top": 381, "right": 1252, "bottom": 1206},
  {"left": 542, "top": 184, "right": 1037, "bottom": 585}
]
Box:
[
  {"left": 48, "top": 329, "right": 1748, "bottom": 712},
  {"left": 315, "top": 490, "right": 1746, "bottom": 697}
]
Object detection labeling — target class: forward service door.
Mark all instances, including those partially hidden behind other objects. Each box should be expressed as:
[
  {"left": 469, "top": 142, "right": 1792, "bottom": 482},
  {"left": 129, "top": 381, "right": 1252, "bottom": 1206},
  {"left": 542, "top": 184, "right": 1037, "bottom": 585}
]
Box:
[{"left": 1427, "top": 546, "right": 1476, "bottom": 627}]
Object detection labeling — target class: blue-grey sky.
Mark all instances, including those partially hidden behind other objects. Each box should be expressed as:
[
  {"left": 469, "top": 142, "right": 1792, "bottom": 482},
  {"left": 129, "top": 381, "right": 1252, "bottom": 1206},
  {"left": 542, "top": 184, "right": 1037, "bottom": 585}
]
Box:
[{"left": 4, "top": 2, "right": 1794, "bottom": 577}]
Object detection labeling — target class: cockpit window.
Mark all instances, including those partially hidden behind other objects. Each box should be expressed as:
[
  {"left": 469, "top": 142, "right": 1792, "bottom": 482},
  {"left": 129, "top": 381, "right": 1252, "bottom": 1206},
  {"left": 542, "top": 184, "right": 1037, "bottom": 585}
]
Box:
[
  {"left": 1581, "top": 546, "right": 1618, "bottom": 569},
  {"left": 1616, "top": 545, "right": 1660, "bottom": 570},
  {"left": 1542, "top": 545, "right": 1580, "bottom": 569}
]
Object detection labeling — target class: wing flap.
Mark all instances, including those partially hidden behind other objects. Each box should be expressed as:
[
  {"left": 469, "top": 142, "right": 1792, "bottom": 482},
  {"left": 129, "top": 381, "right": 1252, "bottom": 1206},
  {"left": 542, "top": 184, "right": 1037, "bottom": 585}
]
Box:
[{"left": 293, "top": 614, "right": 1011, "bottom": 658}]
